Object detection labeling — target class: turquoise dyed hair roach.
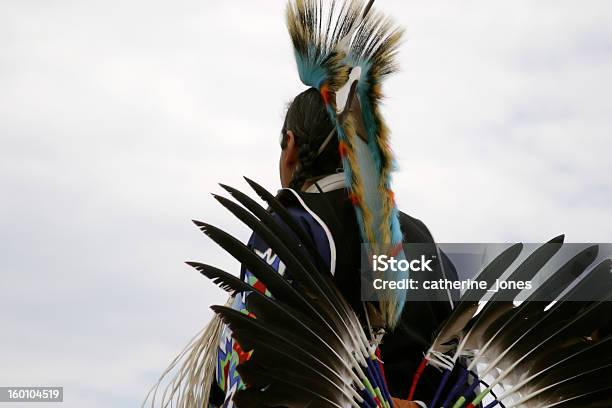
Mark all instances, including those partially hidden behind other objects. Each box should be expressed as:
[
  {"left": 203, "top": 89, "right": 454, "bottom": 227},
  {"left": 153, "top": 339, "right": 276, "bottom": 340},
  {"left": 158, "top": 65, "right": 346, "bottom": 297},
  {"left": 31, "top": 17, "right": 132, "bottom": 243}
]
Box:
[{"left": 286, "top": 0, "right": 406, "bottom": 327}]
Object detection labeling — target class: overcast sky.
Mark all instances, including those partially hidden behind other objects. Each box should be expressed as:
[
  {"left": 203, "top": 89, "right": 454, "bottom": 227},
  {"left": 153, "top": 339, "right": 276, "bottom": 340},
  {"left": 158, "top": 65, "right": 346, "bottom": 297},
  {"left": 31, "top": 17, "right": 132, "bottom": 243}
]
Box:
[{"left": 1, "top": 1, "right": 611, "bottom": 407}]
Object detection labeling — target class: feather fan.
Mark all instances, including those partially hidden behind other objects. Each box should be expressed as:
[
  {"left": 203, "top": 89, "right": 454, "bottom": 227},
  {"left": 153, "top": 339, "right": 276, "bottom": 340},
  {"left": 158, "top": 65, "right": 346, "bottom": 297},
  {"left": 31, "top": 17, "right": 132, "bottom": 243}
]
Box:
[{"left": 182, "top": 179, "right": 612, "bottom": 408}]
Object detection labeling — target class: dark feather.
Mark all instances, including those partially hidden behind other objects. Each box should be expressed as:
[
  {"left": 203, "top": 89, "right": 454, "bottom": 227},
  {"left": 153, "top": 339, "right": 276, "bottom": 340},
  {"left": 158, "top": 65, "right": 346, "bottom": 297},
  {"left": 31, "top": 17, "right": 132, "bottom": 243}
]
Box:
[
  {"left": 211, "top": 191, "right": 365, "bottom": 355},
  {"left": 430, "top": 242, "right": 524, "bottom": 354},
  {"left": 218, "top": 183, "right": 327, "bottom": 271},
  {"left": 186, "top": 261, "right": 253, "bottom": 294},
  {"left": 243, "top": 177, "right": 322, "bottom": 265},
  {"left": 192, "top": 220, "right": 316, "bottom": 316}
]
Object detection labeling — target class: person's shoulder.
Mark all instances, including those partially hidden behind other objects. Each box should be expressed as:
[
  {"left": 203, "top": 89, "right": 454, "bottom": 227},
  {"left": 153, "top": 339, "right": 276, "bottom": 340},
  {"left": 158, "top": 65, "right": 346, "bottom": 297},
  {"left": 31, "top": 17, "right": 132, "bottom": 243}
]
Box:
[{"left": 398, "top": 211, "right": 435, "bottom": 244}]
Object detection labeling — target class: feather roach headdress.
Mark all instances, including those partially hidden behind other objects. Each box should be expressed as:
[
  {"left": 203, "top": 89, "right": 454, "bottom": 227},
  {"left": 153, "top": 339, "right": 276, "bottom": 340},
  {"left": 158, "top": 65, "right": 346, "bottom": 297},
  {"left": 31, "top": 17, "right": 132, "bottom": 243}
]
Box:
[{"left": 286, "top": 0, "right": 405, "bottom": 326}]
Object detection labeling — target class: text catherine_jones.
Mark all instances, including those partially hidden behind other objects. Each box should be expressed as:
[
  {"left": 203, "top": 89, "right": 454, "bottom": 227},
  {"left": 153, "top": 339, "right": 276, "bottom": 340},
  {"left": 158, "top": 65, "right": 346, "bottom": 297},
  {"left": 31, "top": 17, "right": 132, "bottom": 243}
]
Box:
[{"left": 371, "top": 255, "right": 532, "bottom": 292}]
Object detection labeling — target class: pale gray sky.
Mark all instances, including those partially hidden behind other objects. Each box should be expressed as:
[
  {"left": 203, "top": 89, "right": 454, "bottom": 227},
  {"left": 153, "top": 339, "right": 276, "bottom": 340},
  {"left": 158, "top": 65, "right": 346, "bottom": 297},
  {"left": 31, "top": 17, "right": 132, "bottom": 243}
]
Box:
[{"left": 1, "top": 1, "right": 611, "bottom": 407}]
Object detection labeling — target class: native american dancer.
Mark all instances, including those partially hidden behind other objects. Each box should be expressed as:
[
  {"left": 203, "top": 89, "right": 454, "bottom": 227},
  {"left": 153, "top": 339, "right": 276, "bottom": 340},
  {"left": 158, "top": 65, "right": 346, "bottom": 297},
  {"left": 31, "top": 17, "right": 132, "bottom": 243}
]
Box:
[{"left": 144, "top": 1, "right": 612, "bottom": 407}]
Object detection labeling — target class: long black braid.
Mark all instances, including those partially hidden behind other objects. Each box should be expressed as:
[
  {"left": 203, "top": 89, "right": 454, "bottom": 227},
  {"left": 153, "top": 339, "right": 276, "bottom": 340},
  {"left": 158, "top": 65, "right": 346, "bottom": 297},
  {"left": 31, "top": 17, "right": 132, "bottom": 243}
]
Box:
[{"left": 281, "top": 88, "right": 341, "bottom": 190}]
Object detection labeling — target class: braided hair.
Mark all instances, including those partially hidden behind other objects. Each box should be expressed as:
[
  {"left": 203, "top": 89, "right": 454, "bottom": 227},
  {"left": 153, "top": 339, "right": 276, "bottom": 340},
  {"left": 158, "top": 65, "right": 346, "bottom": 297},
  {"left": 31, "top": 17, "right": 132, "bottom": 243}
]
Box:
[{"left": 281, "top": 88, "right": 341, "bottom": 190}]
